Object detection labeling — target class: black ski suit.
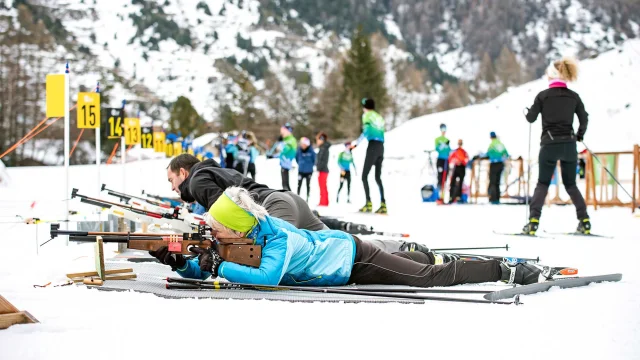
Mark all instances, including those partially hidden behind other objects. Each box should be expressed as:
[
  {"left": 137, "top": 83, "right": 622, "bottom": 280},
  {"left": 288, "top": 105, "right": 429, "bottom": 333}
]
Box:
[{"left": 525, "top": 86, "right": 589, "bottom": 220}]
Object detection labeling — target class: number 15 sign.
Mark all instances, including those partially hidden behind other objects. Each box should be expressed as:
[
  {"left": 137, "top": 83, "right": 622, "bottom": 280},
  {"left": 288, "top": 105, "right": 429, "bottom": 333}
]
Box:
[{"left": 77, "top": 92, "right": 101, "bottom": 129}]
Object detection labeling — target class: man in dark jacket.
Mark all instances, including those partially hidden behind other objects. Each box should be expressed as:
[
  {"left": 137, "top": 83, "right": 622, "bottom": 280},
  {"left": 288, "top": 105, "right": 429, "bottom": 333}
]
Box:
[
  {"left": 167, "top": 154, "right": 325, "bottom": 231},
  {"left": 315, "top": 132, "right": 331, "bottom": 206},
  {"left": 166, "top": 154, "right": 421, "bottom": 253}
]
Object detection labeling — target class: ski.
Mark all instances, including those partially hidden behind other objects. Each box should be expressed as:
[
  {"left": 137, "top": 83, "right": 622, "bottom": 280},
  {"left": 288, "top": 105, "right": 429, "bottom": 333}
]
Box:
[
  {"left": 483, "top": 273, "right": 622, "bottom": 301},
  {"left": 353, "top": 228, "right": 410, "bottom": 238},
  {"left": 166, "top": 277, "right": 517, "bottom": 304},
  {"left": 543, "top": 231, "right": 612, "bottom": 239},
  {"left": 493, "top": 230, "right": 553, "bottom": 239}
]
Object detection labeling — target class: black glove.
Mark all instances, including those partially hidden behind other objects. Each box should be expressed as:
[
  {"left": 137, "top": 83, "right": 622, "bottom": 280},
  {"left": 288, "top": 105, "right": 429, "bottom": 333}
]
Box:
[
  {"left": 149, "top": 246, "right": 186, "bottom": 271},
  {"left": 190, "top": 247, "right": 223, "bottom": 277},
  {"left": 472, "top": 155, "right": 480, "bottom": 161},
  {"left": 577, "top": 135, "right": 583, "bottom": 142}
]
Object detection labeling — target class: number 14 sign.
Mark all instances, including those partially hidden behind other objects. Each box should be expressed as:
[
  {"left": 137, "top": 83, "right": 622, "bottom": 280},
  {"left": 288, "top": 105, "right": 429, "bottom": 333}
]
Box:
[{"left": 77, "top": 92, "right": 100, "bottom": 129}]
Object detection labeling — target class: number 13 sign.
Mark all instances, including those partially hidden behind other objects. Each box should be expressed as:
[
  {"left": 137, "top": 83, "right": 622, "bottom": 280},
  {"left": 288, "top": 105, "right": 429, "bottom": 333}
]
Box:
[{"left": 124, "top": 118, "right": 141, "bottom": 145}]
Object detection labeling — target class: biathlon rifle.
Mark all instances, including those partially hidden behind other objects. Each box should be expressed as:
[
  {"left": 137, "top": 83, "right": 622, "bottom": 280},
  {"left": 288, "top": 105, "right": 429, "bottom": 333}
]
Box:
[
  {"left": 101, "top": 184, "right": 168, "bottom": 208},
  {"left": 99, "top": 186, "right": 206, "bottom": 230},
  {"left": 46, "top": 224, "right": 262, "bottom": 267},
  {"left": 73, "top": 188, "right": 181, "bottom": 220},
  {"left": 141, "top": 190, "right": 185, "bottom": 207},
  {"left": 46, "top": 223, "right": 213, "bottom": 254}
]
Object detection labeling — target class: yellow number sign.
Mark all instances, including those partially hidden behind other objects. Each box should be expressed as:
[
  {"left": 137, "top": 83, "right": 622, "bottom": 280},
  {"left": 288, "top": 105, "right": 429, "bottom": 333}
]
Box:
[
  {"left": 77, "top": 92, "right": 100, "bottom": 129},
  {"left": 124, "top": 118, "right": 141, "bottom": 145},
  {"left": 165, "top": 140, "right": 174, "bottom": 157},
  {"left": 106, "top": 108, "right": 124, "bottom": 139},
  {"left": 141, "top": 127, "right": 153, "bottom": 149},
  {"left": 46, "top": 74, "right": 65, "bottom": 118},
  {"left": 153, "top": 132, "right": 166, "bottom": 153},
  {"left": 173, "top": 142, "right": 183, "bottom": 156}
]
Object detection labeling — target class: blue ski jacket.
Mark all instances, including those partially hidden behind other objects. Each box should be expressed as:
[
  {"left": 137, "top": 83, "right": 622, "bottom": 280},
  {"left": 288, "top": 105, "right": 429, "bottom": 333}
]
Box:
[
  {"left": 176, "top": 216, "right": 356, "bottom": 286},
  {"left": 296, "top": 146, "right": 316, "bottom": 174}
]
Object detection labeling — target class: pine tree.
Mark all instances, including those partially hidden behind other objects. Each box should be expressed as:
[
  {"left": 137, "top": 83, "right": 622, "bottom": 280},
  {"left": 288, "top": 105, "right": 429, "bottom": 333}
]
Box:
[
  {"left": 436, "top": 81, "right": 464, "bottom": 112},
  {"left": 342, "top": 25, "right": 388, "bottom": 136},
  {"left": 168, "top": 96, "right": 203, "bottom": 136},
  {"left": 494, "top": 46, "right": 522, "bottom": 90}
]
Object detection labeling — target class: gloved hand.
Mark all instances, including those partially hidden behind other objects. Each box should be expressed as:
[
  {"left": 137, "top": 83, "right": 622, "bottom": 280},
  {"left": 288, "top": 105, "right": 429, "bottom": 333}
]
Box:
[
  {"left": 190, "top": 247, "right": 223, "bottom": 277},
  {"left": 577, "top": 135, "right": 583, "bottom": 142},
  {"left": 149, "top": 246, "right": 186, "bottom": 271}
]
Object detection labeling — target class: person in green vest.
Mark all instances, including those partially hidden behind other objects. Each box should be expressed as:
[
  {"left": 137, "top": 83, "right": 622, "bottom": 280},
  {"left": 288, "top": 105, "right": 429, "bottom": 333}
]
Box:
[
  {"left": 277, "top": 123, "right": 297, "bottom": 191},
  {"left": 352, "top": 98, "right": 387, "bottom": 214},
  {"left": 485, "top": 132, "right": 509, "bottom": 204},
  {"left": 435, "top": 123, "right": 451, "bottom": 204},
  {"left": 336, "top": 142, "right": 357, "bottom": 203}
]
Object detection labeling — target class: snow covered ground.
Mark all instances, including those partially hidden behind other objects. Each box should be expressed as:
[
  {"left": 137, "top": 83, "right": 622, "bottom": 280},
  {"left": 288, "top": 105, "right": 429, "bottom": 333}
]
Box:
[
  {"left": 1, "top": 39, "right": 640, "bottom": 360},
  {"left": 0, "top": 150, "right": 639, "bottom": 359}
]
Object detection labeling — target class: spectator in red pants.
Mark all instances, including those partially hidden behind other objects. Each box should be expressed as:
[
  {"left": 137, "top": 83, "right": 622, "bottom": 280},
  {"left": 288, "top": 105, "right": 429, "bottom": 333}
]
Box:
[{"left": 316, "top": 132, "right": 331, "bottom": 206}]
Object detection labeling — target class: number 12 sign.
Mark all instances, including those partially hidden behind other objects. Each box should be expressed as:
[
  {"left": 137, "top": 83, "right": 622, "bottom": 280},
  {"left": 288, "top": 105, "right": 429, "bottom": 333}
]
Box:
[{"left": 77, "top": 92, "right": 100, "bottom": 129}]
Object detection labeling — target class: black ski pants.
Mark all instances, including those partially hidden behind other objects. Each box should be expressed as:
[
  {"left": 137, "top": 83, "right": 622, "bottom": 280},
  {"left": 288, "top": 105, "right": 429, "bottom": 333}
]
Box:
[
  {"left": 281, "top": 168, "right": 291, "bottom": 191},
  {"left": 247, "top": 163, "right": 256, "bottom": 179},
  {"left": 338, "top": 170, "right": 351, "bottom": 197},
  {"left": 362, "top": 140, "right": 385, "bottom": 203},
  {"left": 348, "top": 237, "right": 502, "bottom": 287},
  {"left": 488, "top": 162, "right": 505, "bottom": 202},
  {"left": 529, "top": 142, "right": 588, "bottom": 220},
  {"left": 297, "top": 172, "right": 312, "bottom": 199},
  {"left": 449, "top": 165, "right": 466, "bottom": 202}
]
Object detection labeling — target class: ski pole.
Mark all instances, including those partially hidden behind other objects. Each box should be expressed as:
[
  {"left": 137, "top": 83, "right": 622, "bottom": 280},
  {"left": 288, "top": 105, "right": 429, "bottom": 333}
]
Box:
[
  {"left": 165, "top": 278, "right": 517, "bottom": 305},
  {"left": 525, "top": 114, "right": 532, "bottom": 223},
  {"left": 582, "top": 142, "right": 634, "bottom": 200},
  {"left": 431, "top": 244, "right": 509, "bottom": 252}
]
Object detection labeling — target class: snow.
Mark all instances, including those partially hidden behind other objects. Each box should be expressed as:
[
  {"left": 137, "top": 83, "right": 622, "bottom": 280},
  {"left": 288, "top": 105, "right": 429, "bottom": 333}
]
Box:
[{"left": 2, "top": 31, "right": 640, "bottom": 360}]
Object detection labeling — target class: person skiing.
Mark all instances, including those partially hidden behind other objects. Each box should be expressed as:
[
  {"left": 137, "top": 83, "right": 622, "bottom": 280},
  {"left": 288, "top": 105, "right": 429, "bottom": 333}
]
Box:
[
  {"left": 448, "top": 139, "right": 469, "bottom": 204},
  {"left": 336, "top": 142, "right": 356, "bottom": 203},
  {"left": 277, "top": 123, "right": 297, "bottom": 191},
  {"left": 315, "top": 132, "right": 331, "bottom": 206},
  {"left": 522, "top": 57, "right": 590, "bottom": 235},
  {"left": 353, "top": 98, "right": 386, "bottom": 214},
  {"left": 164, "top": 186, "right": 549, "bottom": 289},
  {"left": 486, "top": 132, "right": 509, "bottom": 204},
  {"left": 435, "top": 124, "right": 451, "bottom": 204},
  {"left": 295, "top": 137, "right": 316, "bottom": 202}
]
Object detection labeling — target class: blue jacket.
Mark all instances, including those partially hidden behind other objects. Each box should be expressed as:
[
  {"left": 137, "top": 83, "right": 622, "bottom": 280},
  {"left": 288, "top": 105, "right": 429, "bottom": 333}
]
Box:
[
  {"left": 176, "top": 216, "right": 356, "bottom": 286},
  {"left": 295, "top": 146, "right": 316, "bottom": 174}
]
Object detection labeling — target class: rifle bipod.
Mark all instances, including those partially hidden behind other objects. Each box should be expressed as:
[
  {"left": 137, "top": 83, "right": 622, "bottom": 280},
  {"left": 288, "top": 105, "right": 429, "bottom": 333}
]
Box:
[{"left": 165, "top": 277, "right": 520, "bottom": 305}]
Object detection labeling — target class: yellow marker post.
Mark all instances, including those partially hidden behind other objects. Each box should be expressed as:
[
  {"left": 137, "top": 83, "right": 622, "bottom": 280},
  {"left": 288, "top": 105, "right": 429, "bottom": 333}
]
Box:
[
  {"left": 46, "top": 74, "right": 65, "bottom": 118},
  {"left": 77, "top": 92, "right": 101, "bottom": 128},
  {"left": 141, "top": 127, "right": 154, "bottom": 149},
  {"left": 153, "top": 132, "right": 166, "bottom": 153},
  {"left": 165, "top": 140, "right": 174, "bottom": 157},
  {"left": 173, "top": 142, "right": 182, "bottom": 156},
  {"left": 124, "top": 118, "right": 141, "bottom": 145}
]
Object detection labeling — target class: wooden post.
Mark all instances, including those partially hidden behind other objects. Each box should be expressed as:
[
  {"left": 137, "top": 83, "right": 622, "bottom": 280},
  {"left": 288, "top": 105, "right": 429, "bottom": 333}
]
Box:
[
  {"left": 0, "top": 295, "right": 38, "bottom": 330},
  {"left": 117, "top": 217, "right": 127, "bottom": 253}
]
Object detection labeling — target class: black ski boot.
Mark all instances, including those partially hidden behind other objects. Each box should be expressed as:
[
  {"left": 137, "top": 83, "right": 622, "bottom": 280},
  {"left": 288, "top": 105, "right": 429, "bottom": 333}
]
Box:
[
  {"left": 500, "top": 262, "right": 545, "bottom": 285},
  {"left": 522, "top": 218, "right": 539, "bottom": 235},
  {"left": 399, "top": 242, "right": 431, "bottom": 255},
  {"left": 576, "top": 218, "right": 591, "bottom": 234}
]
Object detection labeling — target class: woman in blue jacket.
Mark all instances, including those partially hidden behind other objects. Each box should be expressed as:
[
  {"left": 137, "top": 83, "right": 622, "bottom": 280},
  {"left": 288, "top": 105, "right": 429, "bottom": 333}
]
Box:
[
  {"left": 164, "top": 187, "right": 547, "bottom": 287},
  {"left": 295, "top": 137, "right": 316, "bottom": 202}
]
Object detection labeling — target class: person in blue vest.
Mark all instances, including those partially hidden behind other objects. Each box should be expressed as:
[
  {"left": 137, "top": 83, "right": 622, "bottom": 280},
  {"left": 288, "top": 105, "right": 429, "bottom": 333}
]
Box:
[
  {"left": 160, "top": 186, "right": 551, "bottom": 288},
  {"left": 295, "top": 137, "right": 316, "bottom": 202},
  {"left": 336, "top": 142, "right": 357, "bottom": 203}
]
